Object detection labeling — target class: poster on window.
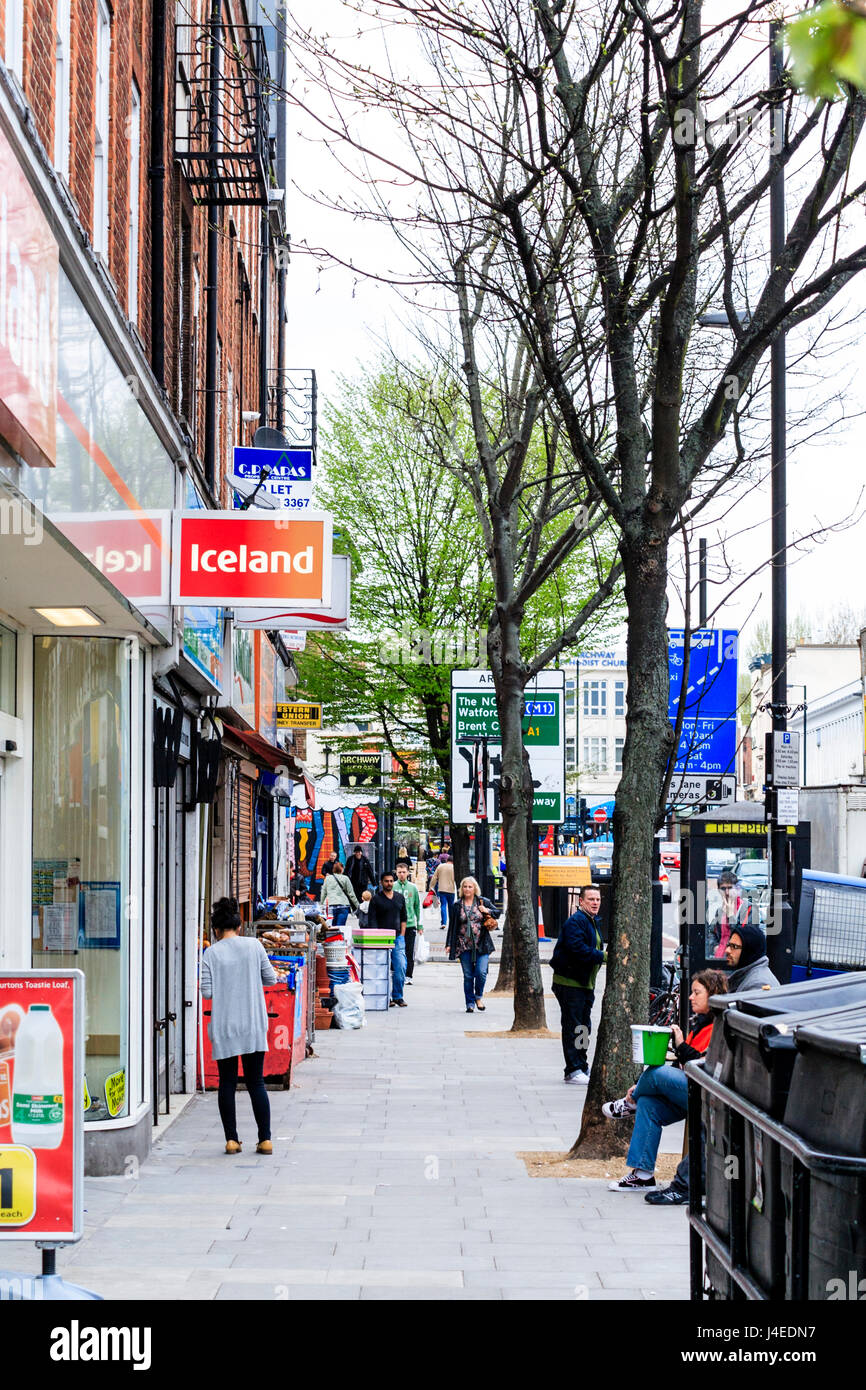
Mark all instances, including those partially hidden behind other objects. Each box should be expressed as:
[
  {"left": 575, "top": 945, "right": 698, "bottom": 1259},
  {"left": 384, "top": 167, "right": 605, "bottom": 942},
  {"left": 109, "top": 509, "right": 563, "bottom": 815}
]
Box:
[{"left": 0, "top": 970, "right": 84, "bottom": 1242}]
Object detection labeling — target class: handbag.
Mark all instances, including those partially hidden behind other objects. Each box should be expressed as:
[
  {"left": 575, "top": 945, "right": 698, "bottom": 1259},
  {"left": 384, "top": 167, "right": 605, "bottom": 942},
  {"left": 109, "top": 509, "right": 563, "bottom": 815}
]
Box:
[{"left": 423, "top": 890, "right": 435, "bottom": 908}]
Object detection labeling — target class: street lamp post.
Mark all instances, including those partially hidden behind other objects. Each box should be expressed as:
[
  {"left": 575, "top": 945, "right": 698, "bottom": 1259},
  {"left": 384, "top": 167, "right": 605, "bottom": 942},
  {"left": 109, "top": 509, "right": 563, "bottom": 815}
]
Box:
[{"left": 767, "top": 20, "right": 794, "bottom": 983}]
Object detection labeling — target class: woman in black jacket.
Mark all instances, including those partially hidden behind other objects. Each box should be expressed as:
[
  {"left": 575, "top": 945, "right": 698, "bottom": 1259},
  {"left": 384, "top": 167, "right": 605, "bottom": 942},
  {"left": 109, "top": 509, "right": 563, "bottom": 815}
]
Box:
[{"left": 446, "top": 876, "right": 497, "bottom": 1013}]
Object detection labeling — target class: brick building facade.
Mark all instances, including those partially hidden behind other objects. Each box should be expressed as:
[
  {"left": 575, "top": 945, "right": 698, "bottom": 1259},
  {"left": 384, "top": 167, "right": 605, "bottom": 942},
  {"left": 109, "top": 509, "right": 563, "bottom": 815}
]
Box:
[{"left": 3, "top": 0, "right": 281, "bottom": 502}]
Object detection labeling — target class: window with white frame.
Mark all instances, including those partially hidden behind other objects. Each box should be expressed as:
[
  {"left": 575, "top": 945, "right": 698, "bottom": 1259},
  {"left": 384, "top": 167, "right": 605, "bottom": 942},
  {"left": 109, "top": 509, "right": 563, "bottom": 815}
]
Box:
[
  {"left": 582, "top": 679, "right": 607, "bottom": 718},
  {"left": 615, "top": 737, "right": 624, "bottom": 773},
  {"left": 4, "top": 0, "right": 24, "bottom": 81},
  {"left": 565, "top": 678, "right": 576, "bottom": 719},
  {"left": 614, "top": 680, "right": 626, "bottom": 717},
  {"left": 565, "top": 735, "right": 576, "bottom": 772},
  {"left": 55, "top": 0, "right": 72, "bottom": 177},
  {"left": 128, "top": 81, "right": 141, "bottom": 320},
  {"left": 93, "top": 0, "right": 112, "bottom": 258},
  {"left": 583, "top": 736, "right": 608, "bottom": 772}
]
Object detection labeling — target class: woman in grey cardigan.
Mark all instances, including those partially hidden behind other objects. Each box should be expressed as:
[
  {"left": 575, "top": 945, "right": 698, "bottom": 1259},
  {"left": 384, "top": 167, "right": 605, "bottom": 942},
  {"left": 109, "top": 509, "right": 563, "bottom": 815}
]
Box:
[{"left": 201, "top": 898, "right": 277, "bottom": 1155}]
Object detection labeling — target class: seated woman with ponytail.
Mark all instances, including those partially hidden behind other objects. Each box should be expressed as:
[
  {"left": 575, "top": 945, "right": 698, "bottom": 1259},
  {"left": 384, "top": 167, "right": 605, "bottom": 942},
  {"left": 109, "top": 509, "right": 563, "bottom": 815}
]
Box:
[
  {"left": 201, "top": 898, "right": 277, "bottom": 1155},
  {"left": 602, "top": 969, "right": 729, "bottom": 1194}
]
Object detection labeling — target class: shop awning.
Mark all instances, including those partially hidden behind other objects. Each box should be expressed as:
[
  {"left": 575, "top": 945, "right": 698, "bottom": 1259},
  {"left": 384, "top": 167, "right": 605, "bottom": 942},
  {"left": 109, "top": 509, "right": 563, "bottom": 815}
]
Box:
[
  {"left": 0, "top": 482, "right": 168, "bottom": 643},
  {"left": 220, "top": 719, "right": 312, "bottom": 793}
]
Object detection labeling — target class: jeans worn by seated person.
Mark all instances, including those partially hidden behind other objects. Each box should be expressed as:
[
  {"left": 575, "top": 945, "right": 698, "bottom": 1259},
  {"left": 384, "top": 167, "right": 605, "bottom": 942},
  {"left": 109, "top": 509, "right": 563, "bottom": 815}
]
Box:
[
  {"left": 391, "top": 934, "right": 407, "bottom": 1002},
  {"left": 460, "top": 950, "right": 489, "bottom": 1006},
  {"left": 625, "top": 1064, "right": 689, "bottom": 1173}
]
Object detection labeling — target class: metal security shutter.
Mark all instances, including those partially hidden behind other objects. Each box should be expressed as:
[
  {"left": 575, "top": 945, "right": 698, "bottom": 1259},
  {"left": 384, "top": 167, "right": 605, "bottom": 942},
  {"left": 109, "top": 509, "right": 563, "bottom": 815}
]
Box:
[{"left": 232, "top": 772, "right": 255, "bottom": 906}]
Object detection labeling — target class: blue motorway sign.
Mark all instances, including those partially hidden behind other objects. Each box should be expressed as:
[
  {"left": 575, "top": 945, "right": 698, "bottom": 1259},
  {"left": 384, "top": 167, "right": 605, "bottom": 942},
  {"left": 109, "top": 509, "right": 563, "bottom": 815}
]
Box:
[
  {"left": 668, "top": 629, "right": 738, "bottom": 720},
  {"left": 233, "top": 446, "right": 313, "bottom": 482}
]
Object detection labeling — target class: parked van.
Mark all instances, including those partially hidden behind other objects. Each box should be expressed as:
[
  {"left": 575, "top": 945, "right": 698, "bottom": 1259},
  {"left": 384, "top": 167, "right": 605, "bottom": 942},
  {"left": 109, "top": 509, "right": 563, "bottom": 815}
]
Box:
[{"left": 792, "top": 869, "right": 866, "bottom": 981}]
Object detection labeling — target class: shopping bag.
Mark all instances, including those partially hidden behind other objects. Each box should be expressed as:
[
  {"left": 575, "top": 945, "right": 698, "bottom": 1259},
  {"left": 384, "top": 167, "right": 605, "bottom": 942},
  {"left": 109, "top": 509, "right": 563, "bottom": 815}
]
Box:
[
  {"left": 333, "top": 981, "right": 366, "bottom": 1029},
  {"left": 415, "top": 933, "right": 431, "bottom": 964},
  {"left": 423, "top": 890, "right": 435, "bottom": 908}
]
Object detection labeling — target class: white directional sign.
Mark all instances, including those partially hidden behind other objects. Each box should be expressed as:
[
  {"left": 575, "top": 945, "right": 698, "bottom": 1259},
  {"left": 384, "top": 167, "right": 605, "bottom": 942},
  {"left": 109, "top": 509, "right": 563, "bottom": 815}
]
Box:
[
  {"left": 667, "top": 774, "right": 736, "bottom": 806},
  {"left": 450, "top": 669, "right": 565, "bottom": 824}
]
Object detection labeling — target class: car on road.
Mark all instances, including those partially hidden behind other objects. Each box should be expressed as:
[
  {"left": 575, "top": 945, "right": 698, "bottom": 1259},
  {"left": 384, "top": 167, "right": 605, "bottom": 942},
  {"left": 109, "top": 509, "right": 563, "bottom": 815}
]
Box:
[
  {"left": 733, "top": 857, "right": 769, "bottom": 891},
  {"left": 659, "top": 841, "right": 680, "bottom": 870},
  {"left": 659, "top": 867, "right": 672, "bottom": 902},
  {"left": 706, "top": 847, "right": 737, "bottom": 878},
  {"left": 584, "top": 841, "right": 613, "bottom": 881}
]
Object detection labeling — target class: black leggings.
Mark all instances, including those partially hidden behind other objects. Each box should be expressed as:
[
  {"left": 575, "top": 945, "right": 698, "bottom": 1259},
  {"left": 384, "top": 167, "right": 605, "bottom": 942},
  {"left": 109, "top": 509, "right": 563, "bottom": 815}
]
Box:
[{"left": 216, "top": 1052, "right": 271, "bottom": 1143}]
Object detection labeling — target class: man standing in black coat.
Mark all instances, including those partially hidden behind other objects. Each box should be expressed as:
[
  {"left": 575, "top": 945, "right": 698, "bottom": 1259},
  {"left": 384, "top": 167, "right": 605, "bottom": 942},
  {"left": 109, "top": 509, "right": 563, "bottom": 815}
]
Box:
[
  {"left": 346, "top": 846, "right": 375, "bottom": 898},
  {"left": 550, "top": 883, "right": 606, "bottom": 1085}
]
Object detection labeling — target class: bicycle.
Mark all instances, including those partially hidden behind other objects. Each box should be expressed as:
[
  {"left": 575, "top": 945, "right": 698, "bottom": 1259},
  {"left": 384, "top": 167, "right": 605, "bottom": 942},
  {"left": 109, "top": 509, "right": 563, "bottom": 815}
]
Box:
[{"left": 648, "top": 958, "right": 681, "bottom": 1027}]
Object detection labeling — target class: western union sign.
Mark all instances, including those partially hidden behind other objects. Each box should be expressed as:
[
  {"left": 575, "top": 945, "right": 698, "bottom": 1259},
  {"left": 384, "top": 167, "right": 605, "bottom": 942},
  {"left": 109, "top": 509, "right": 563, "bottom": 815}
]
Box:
[{"left": 276, "top": 702, "right": 322, "bottom": 729}]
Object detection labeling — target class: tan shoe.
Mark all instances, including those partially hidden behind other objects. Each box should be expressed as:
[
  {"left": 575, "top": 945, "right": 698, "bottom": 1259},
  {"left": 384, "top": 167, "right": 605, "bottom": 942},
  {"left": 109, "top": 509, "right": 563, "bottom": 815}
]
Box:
[
  {"left": 225, "top": 1140, "right": 242, "bottom": 1155},
  {"left": 256, "top": 1140, "right": 273, "bottom": 1155}
]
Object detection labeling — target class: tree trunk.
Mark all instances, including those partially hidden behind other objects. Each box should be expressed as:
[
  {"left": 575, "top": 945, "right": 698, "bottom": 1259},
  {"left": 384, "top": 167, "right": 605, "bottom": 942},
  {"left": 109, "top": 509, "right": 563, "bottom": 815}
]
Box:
[
  {"left": 495, "top": 647, "right": 546, "bottom": 1031},
  {"left": 570, "top": 532, "right": 674, "bottom": 1157},
  {"left": 491, "top": 901, "right": 515, "bottom": 992},
  {"left": 450, "top": 823, "right": 471, "bottom": 890}
]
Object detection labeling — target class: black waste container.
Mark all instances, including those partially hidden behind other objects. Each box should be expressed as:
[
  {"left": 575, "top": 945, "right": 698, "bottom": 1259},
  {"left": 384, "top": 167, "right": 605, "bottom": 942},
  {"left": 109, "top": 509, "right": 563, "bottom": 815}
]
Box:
[
  {"left": 702, "top": 974, "right": 866, "bottom": 1298},
  {"left": 724, "top": 1005, "right": 866, "bottom": 1298},
  {"left": 781, "top": 1007, "right": 866, "bottom": 1299}
]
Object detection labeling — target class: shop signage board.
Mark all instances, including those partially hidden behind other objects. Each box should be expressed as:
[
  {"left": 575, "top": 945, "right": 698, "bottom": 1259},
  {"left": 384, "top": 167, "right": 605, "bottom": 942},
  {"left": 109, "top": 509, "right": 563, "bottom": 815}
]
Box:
[
  {"left": 172, "top": 511, "right": 333, "bottom": 607},
  {"left": 0, "top": 970, "right": 84, "bottom": 1242},
  {"left": 52, "top": 511, "right": 171, "bottom": 604},
  {"left": 232, "top": 554, "right": 350, "bottom": 630},
  {"left": 0, "top": 127, "right": 59, "bottom": 469},
  {"left": 276, "top": 702, "right": 322, "bottom": 729},
  {"left": 668, "top": 629, "right": 738, "bottom": 777},
  {"left": 340, "top": 753, "right": 383, "bottom": 788},
  {"left": 450, "top": 669, "right": 565, "bottom": 824}
]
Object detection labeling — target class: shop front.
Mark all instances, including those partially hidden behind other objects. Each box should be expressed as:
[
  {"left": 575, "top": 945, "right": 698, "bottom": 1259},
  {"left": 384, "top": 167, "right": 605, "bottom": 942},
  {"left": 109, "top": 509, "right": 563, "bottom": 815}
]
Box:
[{"left": 0, "top": 101, "right": 186, "bottom": 1173}]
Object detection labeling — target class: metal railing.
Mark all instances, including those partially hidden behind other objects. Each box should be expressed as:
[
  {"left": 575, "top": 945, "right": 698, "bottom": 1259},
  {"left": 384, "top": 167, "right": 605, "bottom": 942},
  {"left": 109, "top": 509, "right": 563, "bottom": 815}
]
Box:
[
  {"left": 175, "top": 21, "right": 270, "bottom": 206},
  {"left": 268, "top": 368, "right": 317, "bottom": 453},
  {"left": 685, "top": 1059, "right": 866, "bottom": 1301}
]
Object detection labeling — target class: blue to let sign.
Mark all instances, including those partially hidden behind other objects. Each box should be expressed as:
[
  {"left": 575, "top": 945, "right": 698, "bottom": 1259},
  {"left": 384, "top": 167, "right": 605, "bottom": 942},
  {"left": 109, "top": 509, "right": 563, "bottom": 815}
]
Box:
[{"left": 233, "top": 446, "right": 313, "bottom": 482}]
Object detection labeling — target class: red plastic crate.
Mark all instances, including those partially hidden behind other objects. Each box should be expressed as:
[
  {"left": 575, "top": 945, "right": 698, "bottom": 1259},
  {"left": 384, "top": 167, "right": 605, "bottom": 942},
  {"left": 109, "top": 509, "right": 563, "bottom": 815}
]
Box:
[{"left": 198, "top": 983, "right": 295, "bottom": 1089}]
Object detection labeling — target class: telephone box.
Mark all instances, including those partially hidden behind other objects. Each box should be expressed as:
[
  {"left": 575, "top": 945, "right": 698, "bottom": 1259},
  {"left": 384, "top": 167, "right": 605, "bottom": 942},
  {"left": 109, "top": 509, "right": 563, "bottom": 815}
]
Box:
[{"left": 680, "top": 801, "right": 810, "bottom": 989}]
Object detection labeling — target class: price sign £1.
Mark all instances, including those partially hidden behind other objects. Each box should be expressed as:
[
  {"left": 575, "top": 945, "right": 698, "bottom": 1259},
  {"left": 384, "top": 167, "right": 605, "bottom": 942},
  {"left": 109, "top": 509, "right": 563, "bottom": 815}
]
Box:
[{"left": 0, "top": 971, "right": 85, "bottom": 1242}]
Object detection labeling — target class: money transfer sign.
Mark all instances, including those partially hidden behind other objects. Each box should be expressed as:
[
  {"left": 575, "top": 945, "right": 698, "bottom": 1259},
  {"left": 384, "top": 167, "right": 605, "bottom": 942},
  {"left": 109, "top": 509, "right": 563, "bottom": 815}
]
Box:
[
  {"left": 0, "top": 970, "right": 84, "bottom": 1242},
  {"left": 450, "top": 670, "right": 565, "bottom": 824}
]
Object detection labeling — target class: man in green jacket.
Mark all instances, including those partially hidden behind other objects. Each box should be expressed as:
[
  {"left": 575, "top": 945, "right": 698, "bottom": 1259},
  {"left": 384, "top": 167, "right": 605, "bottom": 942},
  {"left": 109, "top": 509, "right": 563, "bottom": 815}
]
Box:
[{"left": 394, "top": 862, "right": 422, "bottom": 983}]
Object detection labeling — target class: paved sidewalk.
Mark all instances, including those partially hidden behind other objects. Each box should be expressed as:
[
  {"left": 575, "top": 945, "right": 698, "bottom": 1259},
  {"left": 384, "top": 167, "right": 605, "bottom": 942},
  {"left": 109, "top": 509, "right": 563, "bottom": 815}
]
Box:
[{"left": 6, "top": 958, "right": 690, "bottom": 1301}]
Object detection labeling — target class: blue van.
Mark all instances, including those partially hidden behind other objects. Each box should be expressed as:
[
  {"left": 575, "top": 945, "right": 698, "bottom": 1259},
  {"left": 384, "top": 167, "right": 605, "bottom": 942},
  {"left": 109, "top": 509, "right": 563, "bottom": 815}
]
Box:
[{"left": 792, "top": 869, "right": 866, "bottom": 981}]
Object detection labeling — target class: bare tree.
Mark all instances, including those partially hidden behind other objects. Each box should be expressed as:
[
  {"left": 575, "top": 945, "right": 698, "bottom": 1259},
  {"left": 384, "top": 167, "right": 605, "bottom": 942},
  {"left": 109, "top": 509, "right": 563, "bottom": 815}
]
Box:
[{"left": 281, "top": 0, "right": 866, "bottom": 1143}]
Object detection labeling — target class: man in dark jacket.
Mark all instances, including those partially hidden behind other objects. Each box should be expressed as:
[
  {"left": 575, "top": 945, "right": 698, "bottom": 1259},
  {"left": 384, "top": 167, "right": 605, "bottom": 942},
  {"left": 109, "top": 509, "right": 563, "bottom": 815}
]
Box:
[
  {"left": 550, "top": 883, "right": 606, "bottom": 1085},
  {"left": 346, "top": 846, "right": 375, "bottom": 897}
]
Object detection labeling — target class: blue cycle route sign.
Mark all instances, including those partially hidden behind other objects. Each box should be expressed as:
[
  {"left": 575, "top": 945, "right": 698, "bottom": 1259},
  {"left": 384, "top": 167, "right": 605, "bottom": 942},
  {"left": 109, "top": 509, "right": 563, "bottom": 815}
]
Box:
[{"left": 668, "top": 629, "right": 738, "bottom": 776}]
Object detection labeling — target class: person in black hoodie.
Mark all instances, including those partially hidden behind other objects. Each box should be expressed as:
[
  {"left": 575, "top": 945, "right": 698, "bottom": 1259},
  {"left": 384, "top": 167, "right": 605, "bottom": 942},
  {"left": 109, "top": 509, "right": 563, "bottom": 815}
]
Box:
[{"left": 550, "top": 884, "right": 606, "bottom": 1084}]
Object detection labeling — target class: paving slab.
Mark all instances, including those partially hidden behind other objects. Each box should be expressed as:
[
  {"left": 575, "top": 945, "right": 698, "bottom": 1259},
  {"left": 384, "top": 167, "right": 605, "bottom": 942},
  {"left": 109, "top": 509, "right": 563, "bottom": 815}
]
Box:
[{"left": 44, "top": 958, "right": 688, "bottom": 1300}]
